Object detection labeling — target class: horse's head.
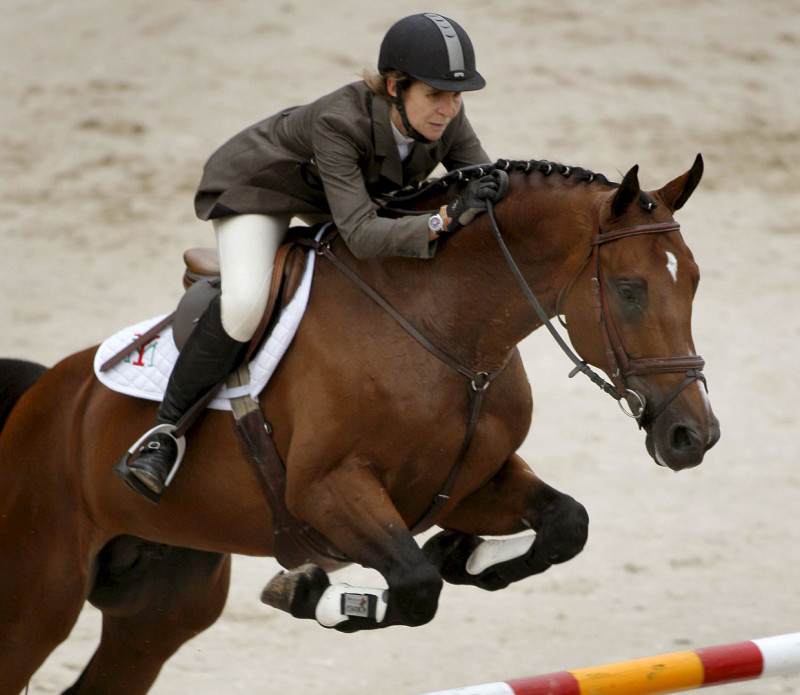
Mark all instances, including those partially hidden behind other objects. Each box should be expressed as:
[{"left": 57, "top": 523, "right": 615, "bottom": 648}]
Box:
[{"left": 561, "top": 155, "right": 720, "bottom": 470}]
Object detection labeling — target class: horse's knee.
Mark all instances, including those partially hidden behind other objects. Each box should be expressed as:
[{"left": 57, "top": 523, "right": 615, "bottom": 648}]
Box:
[
  {"left": 385, "top": 560, "right": 443, "bottom": 627},
  {"left": 533, "top": 492, "right": 589, "bottom": 564},
  {"left": 423, "top": 493, "right": 590, "bottom": 593}
]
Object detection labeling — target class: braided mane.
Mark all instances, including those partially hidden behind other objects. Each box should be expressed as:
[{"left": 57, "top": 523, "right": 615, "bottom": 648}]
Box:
[{"left": 376, "top": 159, "right": 616, "bottom": 211}]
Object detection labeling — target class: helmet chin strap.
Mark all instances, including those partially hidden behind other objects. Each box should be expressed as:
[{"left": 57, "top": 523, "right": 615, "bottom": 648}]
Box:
[{"left": 389, "top": 89, "right": 432, "bottom": 145}]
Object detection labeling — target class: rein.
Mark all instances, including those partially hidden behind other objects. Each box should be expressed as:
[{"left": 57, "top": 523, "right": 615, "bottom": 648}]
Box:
[
  {"left": 487, "top": 193, "right": 707, "bottom": 425},
  {"left": 485, "top": 199, "right": 622, "bottom": 402}
]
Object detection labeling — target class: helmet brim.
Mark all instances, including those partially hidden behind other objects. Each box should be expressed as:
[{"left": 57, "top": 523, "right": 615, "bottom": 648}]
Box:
[{"left": 418, "top": 72, "right": 486, "bottom": 92}]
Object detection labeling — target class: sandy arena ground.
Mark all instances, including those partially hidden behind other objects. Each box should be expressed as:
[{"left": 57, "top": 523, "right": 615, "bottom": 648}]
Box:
[{"left": 3, "top": 1, "right": 800, "bottom": 693}]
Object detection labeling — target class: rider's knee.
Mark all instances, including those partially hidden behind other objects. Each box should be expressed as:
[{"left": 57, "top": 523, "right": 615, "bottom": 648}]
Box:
[{"left": 219, "top": 284, "right": 270, "bottom": 342}]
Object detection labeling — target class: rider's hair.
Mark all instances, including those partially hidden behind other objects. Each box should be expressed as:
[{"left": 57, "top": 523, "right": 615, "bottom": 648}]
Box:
[{"left": 363, "top": 70, "right": 413, "bottom": 102}]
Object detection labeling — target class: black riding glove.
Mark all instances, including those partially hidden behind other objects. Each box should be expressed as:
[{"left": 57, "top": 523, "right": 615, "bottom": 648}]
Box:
[{"left": 436, "top": 169, "right": 509, "bottom": 233}]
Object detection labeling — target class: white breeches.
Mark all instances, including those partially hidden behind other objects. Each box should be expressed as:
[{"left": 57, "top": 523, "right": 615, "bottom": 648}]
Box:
[{"left": 212, "top": 214, "right": 291, "bottom": 342}]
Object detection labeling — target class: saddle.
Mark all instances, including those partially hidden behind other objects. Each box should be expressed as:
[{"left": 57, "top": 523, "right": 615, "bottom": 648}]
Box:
[{"left": 179, "top": 231, "right": 308, "bottom": 356}]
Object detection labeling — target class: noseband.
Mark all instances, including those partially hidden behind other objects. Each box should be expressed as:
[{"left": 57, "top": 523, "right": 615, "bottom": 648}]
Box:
[{"left": 487, "top": 193, "right": 707, "bottom": 426}]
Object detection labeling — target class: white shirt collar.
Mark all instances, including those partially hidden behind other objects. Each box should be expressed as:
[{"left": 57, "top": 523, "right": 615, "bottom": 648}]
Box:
[{"left": 390, "top": 120, "right": 415, "bottom": 161}]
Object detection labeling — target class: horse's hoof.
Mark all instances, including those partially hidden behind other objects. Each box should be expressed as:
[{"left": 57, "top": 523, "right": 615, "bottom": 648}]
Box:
[{"left": 260, "top": 563, "right": 330, "bottom": 620}]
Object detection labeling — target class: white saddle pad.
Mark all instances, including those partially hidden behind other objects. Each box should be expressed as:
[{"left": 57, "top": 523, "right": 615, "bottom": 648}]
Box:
[{"left": 93, "top": 230, "right": 320, "bottom": 411}]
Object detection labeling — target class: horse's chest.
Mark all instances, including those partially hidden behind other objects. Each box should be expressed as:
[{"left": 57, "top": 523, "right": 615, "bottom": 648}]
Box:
[{"left": 366, "top": 374, "right": 531, "bottom": 469}]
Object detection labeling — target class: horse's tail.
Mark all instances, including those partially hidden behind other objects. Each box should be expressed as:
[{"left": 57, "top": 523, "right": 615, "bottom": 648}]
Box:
[{"left": 0, "top": 358, "right": 48, "bottom": 432}]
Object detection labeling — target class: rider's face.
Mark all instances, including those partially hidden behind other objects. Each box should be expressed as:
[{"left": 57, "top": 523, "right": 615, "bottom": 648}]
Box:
[{"left": 388, "top": 78, "right": 463, "bottom": 141}]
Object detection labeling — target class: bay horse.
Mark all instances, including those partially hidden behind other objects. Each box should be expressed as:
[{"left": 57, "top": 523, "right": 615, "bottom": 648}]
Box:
[{"left": 0, "top": 155, "right": 719, "bottom": 694}]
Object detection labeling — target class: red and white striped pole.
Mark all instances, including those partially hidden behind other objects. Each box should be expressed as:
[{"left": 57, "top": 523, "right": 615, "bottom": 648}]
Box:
[{"left": 417, "top": 632, "right": 800, "bottom": 695}]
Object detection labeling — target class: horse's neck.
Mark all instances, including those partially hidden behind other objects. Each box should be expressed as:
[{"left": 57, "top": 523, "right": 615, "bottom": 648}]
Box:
[
  {"left": 424, "top": 180, "right": 602, "bottom": 369},
  {"left": 355, "top": 176, "right": 604, "bottom": 373}
]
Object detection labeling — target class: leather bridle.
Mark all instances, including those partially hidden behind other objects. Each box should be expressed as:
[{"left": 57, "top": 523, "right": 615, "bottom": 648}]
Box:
[
  {"left": 489, "top": 191, "right": 707, "bottom": 426},
  {"left": 585, "top": 220, "right": 706, "bottom": 422}
]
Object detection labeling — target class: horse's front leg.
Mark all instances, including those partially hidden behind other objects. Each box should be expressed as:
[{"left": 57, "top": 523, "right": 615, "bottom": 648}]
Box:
[
  {"left": 423, "top": 453, "right": 589, "bottom": 591},
  {"left": 261, "top": 456, "right": 442, "bottom": 632}
]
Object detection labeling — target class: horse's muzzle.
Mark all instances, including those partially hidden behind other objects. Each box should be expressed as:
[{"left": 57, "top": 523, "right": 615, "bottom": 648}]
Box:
[{"left": 645, "top": 410, "right": 720, "bottom": 471}]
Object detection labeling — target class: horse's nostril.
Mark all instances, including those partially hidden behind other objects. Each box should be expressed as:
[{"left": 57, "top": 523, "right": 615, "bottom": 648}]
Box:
[{"left": 671, "top": 425, "right": 700, "bottom": 452}]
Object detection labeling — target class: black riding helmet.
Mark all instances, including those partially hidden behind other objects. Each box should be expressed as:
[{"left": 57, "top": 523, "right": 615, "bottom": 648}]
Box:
[
  {"left": 378, "top": 13, "right": 485, "bottom": 143},
  {"left": 379, "top": 13, "right": 485, "bottom": 91}
]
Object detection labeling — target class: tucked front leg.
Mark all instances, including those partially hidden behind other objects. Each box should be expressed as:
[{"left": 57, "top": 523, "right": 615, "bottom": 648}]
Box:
[
  {"left": 424, "top": 453, "right": 589, "bottom": 591},
  {"left": 263, "top": 456, "right": 443, "bottom": 631}
]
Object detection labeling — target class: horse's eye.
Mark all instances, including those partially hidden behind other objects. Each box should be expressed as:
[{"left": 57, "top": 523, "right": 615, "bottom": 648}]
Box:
[
  {"left": 615, "top": 279, "right": 647, "bottom": 309},
  {"left": 618, "top": 282, "right": 636, "bottom": 300}
]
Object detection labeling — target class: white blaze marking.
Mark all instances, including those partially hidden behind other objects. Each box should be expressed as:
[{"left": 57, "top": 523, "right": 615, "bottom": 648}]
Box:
[{"left": 666, "top": 251, "right": 678, "bottom": 283}]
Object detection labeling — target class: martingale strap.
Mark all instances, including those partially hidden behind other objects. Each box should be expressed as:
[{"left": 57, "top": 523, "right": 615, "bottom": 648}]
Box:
[{"left": 295, "top": 232, "right": 512, "bottom": 534}]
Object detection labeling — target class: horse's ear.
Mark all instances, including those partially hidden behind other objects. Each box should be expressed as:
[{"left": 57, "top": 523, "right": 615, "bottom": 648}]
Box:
[
  {"left": 611, "top": 164, "right": 640, "bottom": 218},
  {"left": 658, "top": 153, "right": 704, "bottom": 212}
]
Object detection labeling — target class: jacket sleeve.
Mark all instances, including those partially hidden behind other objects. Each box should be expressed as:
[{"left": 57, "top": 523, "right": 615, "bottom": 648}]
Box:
[{"left": 312, "top": 113, "right": 435, "bottom": 260}]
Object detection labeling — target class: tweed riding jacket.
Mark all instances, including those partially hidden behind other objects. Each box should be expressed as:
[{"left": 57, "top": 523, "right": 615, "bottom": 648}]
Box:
[{"left": 194, "top": 81, "right": 489, "bottom": 259}]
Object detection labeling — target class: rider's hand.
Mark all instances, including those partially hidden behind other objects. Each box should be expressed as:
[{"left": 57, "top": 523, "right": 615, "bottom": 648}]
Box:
[{"left": 437, "top": 169, "right": 509, "bottom": 233}]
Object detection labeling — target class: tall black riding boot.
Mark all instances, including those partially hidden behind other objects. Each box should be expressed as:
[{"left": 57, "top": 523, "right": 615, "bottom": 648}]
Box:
[{"left": 116, "top": 294, "right": 247, "bottom": 502}]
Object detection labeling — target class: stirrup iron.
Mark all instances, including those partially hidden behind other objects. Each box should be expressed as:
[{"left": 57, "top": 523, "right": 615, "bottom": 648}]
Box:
[{"left": 113, "top": 424, "right": 187, "bottom": 503}]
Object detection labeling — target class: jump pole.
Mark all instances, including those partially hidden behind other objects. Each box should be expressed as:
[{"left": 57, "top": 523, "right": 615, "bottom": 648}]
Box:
[{"left": 417, "top": 632, "right": 800, "bottom": 695}]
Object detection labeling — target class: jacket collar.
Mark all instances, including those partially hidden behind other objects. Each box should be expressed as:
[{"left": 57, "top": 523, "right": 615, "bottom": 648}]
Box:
[
  {"left": 372, "top": 95, "right": 403, "bottom": 187},
  {"left": 372, "top": 94, "right": 440, "bottom": 187}
]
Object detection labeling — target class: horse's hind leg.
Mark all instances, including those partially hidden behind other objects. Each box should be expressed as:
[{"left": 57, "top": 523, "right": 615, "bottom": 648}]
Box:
[
  {"left": 0, "top": 479, "right": 89, "bottom": 693},
  {"left": 64, "top": 537, "right": 231, "bottom": 695},
  {"left": 0, "top": 554, "right": 86, "bottom": 695}
]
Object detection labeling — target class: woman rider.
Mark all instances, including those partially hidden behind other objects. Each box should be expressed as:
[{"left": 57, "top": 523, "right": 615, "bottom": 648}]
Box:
[{"left": 119, "top": 12, "right": 507, "bottom": 501}]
